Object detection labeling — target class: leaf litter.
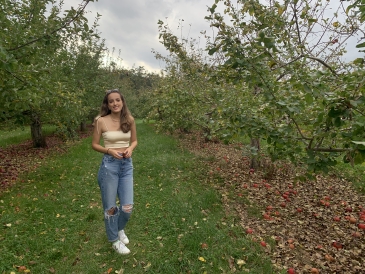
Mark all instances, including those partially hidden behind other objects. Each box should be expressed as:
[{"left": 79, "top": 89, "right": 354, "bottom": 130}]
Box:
[{"left": 177, "top": 131, "right": 365, "bottom": 274}]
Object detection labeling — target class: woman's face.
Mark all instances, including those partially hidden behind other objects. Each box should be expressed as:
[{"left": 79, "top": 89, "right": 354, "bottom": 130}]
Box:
[{"left": 107, "top": 92, "right": 123, "bottom": 113}]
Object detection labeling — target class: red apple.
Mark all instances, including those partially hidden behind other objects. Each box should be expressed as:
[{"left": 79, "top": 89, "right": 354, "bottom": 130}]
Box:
[
  {"left": 352, "top": 231, "right": 361, "bottom": 238},
  {"left": 246, "top": 228, "right": 253, "bottom": 234},
  {"left": 349, "top": 217, "right": 357, "bottom": 223},
  {"left": 287, "top": 268, "right": 295, "bottom": 274},
  {"left": 358, "top": 223, "right": 365, "bottom": 229},
  {"left": 260, "top": 241, "right": 267, "bottom": 247}
]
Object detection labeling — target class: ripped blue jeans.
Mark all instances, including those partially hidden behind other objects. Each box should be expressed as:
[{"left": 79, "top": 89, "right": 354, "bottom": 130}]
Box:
[{"left": 97, "top": 154, "right": 134, "bottom": 242}]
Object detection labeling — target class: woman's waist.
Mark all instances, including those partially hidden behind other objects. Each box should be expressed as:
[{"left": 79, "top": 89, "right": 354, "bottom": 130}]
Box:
[{"left": 106, "top": 147, "right": 129, "bottom": 152}]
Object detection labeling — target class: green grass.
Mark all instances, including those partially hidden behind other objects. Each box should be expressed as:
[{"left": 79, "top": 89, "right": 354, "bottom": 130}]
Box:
[
  {"left": 0, "top": 121, "right": 277, "bottom": 274},
  {"left": 0, "top": 125, "right": 56, "bottom": 148}
]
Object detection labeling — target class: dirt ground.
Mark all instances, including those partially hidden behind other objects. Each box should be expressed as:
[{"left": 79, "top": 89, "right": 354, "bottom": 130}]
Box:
[{"left": 177, "top": 131, "right": 365, "bottom": 274}]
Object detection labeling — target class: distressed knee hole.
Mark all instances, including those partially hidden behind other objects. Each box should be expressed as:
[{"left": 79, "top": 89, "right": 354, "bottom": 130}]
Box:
[
  {"left": 107, "top": 207, "right": 117, "bottom": 216},
  {"left": 122, "top": 204, "right": 133, "bottom": 213}
]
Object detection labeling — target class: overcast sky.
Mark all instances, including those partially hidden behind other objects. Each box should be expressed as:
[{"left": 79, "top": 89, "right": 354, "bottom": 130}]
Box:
[
  {"left": 62, "top": 0, "right": 363, "bottom": 73},
  {"left": 61, "top": 0, "right": 214, "bottom": 73}
]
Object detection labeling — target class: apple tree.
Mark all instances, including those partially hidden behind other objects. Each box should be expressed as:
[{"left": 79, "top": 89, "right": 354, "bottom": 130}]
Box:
[
  {"left": 0, "top": 0, "right": 104, "bottom": 146},
  {"left": 201, "top": 0, "right": 365, "bottom": 173}
]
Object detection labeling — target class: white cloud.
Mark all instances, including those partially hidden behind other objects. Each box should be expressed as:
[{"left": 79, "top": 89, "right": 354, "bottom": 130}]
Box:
[{"left": 61, "top": 0, "right": 363, "bottom": 73}]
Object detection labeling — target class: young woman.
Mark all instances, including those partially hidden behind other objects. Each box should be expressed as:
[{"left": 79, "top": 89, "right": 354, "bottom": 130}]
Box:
[{"left": 92, "top": 89, "right": 137, "bottom": 254}]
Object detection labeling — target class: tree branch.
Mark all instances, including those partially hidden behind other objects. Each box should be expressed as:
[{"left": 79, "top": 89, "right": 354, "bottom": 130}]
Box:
[
  {"left": 7, "top": 0, "right": 91, "bottom": 52},
  {"left": 305, "top": 55, "right": 337, "bottom": 76},
  {"left": 307, "top": 147, "right": 350, "bottom": 152}
]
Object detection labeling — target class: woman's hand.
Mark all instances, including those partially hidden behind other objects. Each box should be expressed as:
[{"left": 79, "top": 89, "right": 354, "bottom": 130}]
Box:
[
  {"left": 108, "top": 149, "right": 132, "bottom": 159},
  {"left": 122, "top": 148, "right": 133, "bottom": 158},
  {"left": 108, "top": 149, "right": 124, "bottom": 159}
]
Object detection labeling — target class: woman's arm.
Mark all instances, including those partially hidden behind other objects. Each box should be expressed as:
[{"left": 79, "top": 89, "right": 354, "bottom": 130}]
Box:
[
  {"left": 92, "top": 118, "right": 109, "bottom": 154},
  {"left": 123, "top": 118, "right": 137, "bottom": 158}
]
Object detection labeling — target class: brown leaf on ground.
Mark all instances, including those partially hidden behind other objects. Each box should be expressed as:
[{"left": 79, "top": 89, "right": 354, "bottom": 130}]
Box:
[{"left": 177, "top": 131, "right": 365, "bottom": 274}]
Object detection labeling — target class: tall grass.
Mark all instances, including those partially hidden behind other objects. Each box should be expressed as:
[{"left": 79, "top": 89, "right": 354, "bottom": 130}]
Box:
[{"left": 0, "top": 121, "right": 277, "bottom": 273}]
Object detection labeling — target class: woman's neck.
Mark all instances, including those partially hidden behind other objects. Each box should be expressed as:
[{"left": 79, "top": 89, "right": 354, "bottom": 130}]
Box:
[{"left": 109, "top": 113, "right": 120, "bottom": 120}]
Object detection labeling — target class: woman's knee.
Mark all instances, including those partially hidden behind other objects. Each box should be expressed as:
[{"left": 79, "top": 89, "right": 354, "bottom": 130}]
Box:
[{"left": 121, "top": 204, "right": 133, "bottom": 213}]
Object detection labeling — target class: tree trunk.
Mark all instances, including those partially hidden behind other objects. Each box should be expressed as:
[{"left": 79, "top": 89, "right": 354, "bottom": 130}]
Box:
[
  {"left": 80, "top": 121, "right": 87, "bottom": 131},
  {"left": 30, "top": 112, "right": 47, "bottom": 148},
  {"left": 250, "top": 137, "right": 260, "bottom": 169}
]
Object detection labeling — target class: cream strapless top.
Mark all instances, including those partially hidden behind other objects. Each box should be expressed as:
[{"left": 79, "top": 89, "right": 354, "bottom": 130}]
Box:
[
  {"left": 102, "top": 131, "right": 131, "bottom": 148},
  {"left": 97, "top": 116, "right": 131, "bottom": 148}
]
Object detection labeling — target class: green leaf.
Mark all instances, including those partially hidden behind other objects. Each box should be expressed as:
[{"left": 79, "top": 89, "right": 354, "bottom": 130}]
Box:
[
  {"left": 210, "top": 4, "right": 217, "bottom": 14},
  {"left": 352, "top": 141, "right": 365, "bottom": 146},
  {"left": 208, "top": 47, "right": 218, "bottom": 55},
  {"left": 305, "top": 93, "right": 313, "bottom": 104},
  {"left": 356, "top": 42, "right": 365, "bottom": 48}
]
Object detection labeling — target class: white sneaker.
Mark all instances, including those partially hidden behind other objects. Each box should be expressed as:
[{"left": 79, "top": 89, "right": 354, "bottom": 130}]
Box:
[
  {"left": 118, "top": 230, "right": 129, "bottom": 245},
  {"left": 112, "top": 240, "right": 130, "bottom": 254}
]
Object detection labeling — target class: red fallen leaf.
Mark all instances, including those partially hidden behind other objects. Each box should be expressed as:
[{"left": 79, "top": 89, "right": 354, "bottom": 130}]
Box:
[
  {"left": 237, "top": 193, "right": 243, "bottom": 197},
  {"left": 201, "top": 243, "right": 208, "bottom": 249},
  {"left": 332, "top": 241, "right": 343, "bottom": 250},
  {"left": 296, "top": 208, "right": 303, "bottom": 213},
  {"left": 345, "top": 207, "right": 353, "bottom": 212},
  {"left": 280, "top": 202, "right": 286, "bottom": 208},
  {"left": 325, "top": 254, "right": 335, "bottom": 262},
  {"left": 253, "top": 183, "right": 259, "bottom": 188},
  {"left": 310, "top": 268, "right": 319, "bottom": 274},
  {"left": 17, "top": 266, "right": 27, "bottom": 272},
  {"left": 246, "top": 228, "right": 253, "bottom": 234},
  {"left": 263, "top": 213, "right": 270, "bottom": 220},
  {"left": 266, "top": 205, "right": 273, "bottom": 211},
  {"left": 107, "top": 267, "right": 113, "bottom": 274},
  {"left": 333, "top": 216, "right": 341, "bottom": 222}
]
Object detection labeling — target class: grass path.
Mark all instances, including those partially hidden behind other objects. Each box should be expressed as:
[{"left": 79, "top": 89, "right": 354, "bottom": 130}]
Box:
[{"left": 0, "top": 122, "right": 276, "bottom": 274}]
